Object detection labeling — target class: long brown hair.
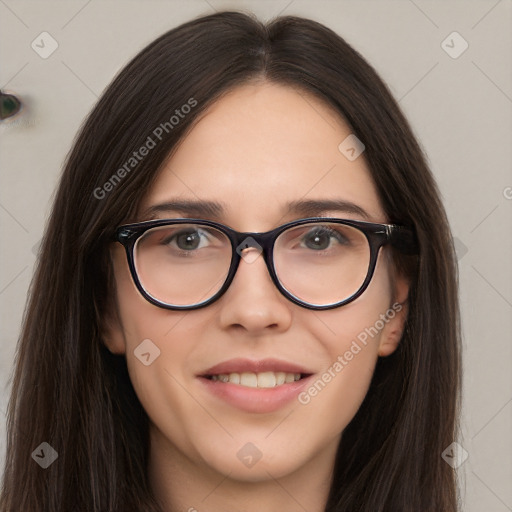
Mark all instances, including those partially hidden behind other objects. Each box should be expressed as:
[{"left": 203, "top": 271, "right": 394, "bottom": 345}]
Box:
[{"left": 0, "top": 11, "right": 461, "bottom": 511}]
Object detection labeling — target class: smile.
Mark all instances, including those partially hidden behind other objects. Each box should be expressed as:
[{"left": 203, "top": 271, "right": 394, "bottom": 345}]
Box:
[
  {"left": 206, "top": 371, "right": 303, "bottom": 388},
  {"left": 198, "top": 358, "right": 314, "bottom": 413}
]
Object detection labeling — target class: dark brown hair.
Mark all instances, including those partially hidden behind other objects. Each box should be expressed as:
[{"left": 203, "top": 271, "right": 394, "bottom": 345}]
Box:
[{"left": 0, "top": 11, "right": 461, "bottom": 511}]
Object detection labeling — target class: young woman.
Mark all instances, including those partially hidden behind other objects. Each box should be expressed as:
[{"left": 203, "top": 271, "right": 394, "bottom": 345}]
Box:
[{"left": 0, "top": 11, "right": 461, "bottom": 512}]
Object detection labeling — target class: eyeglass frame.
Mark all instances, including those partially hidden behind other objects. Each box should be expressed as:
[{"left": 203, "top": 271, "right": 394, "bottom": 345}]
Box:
[{"left": 113, "top": 217, "right": 418, "bottom": 311}]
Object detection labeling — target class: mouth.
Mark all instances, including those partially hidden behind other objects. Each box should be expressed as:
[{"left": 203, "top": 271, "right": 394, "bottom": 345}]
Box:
[
  {"left": 199, "top": 357, "right": 313, "bottom": 387},
  {"left": 203, "top": 371, "right": 311, "bottom": 388},
  {"left": 197, "top": 358, "right": 314, "bottom": 413}
]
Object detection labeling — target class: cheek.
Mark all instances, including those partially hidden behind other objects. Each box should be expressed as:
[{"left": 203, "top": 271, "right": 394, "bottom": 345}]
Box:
[
  {"left": 296, "top": 254, "right": 394, "bottom": 433},
  {"left": 115, "top": 288, "right": 220, "bottom": 462},
  {"left": 112, "top": 255, "right": 202, "bottom": 426},
  {"left": 112, "top": 252, "right": 255, "bottom": 453}
]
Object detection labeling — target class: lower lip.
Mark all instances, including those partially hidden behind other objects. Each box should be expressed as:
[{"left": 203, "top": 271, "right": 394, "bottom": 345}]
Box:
[{"left": 197, "top": 375, "right": 314, "bottom": 413}]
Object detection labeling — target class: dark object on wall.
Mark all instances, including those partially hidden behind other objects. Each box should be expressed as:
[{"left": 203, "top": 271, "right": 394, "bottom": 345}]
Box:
[{"left": 0, "top": 90, "right": 22, "bottom": 119}]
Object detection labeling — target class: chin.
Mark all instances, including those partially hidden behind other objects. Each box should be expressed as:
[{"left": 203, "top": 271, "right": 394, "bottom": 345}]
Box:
[
  {"left": 195, "top": 436, "right": 313, "bottom": 483},
  {"left": 214, "top": 455, "right": 305, "bottom": 483}
]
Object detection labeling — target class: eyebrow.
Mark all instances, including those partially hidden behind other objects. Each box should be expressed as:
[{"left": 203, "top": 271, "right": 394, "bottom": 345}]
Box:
[{"left": 140, "top": 198, "right": 371, "bottom": 221}]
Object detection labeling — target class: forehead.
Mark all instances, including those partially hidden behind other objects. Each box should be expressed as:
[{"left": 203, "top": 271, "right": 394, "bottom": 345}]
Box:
[{"left": 140, "top": 82, "right": 385, "bottom": 228}]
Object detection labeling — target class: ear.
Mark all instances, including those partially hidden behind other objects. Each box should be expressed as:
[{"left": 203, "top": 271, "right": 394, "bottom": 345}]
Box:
[
  {"left": 378, "top": 273, "right": 410, "bottom": 357},
  {"left": 99, "top": 246, "right": 127, "bottom": 355},
  {"left": 101, "top": 300, "right": 126, "bottom": 355}
]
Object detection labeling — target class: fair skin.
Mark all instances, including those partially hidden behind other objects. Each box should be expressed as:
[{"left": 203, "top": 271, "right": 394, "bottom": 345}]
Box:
[{"left": 103, "top": 81, "right": 409, "bottom": 512}]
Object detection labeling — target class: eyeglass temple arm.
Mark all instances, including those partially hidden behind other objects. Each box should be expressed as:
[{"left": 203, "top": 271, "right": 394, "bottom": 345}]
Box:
[{"left": 388, "top": 225, "right": 419, "bottom": 255}]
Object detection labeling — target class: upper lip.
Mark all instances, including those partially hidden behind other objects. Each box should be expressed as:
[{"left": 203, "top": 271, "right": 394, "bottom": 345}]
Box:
[{"left": 199, "top": 358, "right": 314, "bottom": 376}]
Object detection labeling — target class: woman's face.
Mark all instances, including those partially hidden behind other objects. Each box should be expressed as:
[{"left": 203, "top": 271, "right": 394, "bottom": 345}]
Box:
[{"left": 105, "top": 82, "right": 409, "bottom": 488}]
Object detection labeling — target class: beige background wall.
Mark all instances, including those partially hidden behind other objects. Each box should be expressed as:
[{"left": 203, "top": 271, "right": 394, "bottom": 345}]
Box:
[{"left": 1, "top": 1, "right": 511, "bottom": 510}]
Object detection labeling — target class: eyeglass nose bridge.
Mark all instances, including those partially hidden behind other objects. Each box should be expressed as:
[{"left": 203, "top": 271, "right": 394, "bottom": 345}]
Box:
[
  {"left": 221, "top": 229, "right": 284, "bottom": 297},
  {"left": 223, "top": 225, "right": 383, "bottom": 311}
]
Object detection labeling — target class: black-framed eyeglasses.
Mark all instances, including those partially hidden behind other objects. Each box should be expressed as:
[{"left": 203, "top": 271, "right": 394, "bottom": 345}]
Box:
[{"left": 114, "top": 217, "right": 418, "bottom": 311}]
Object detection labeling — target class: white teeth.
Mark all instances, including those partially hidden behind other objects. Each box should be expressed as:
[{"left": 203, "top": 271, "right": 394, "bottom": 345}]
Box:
[
  {"left": 229, "top": 372, "right": 240, "bottom": 384},
  {"left": 257, "top": 371, "right": 276, "bottom": 388},
  {"left": 240, "top": 372, "right": 258, "bottom": 388},
  {"left": 210, "top": 371, "right": 303, "bottom": 388},
  {"left": 285, "top": 373, "right": 295, "bottom": 383}
]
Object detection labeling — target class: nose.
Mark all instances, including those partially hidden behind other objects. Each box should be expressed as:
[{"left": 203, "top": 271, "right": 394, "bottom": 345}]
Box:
[{"left": 217, "top": 248, "right": 293, "bottom": 334}]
